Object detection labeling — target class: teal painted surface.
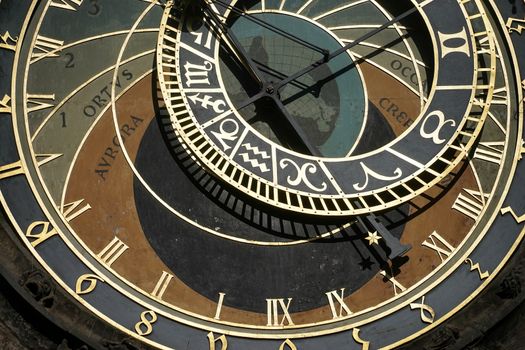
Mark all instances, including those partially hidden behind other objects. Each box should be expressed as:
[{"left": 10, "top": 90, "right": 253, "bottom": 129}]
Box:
[{"left": 231, "top": 13, "right": 366, "bottom": 157}]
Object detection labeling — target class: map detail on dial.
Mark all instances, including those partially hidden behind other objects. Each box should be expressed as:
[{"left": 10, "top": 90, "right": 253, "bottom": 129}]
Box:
[{"left": 0, "top": 0, "right": 524, "bottom": 349}]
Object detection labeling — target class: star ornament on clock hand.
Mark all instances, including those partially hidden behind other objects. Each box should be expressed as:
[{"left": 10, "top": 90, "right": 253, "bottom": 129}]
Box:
[{"left": 365, "top": 231, "right": 382, "bottom": 246}]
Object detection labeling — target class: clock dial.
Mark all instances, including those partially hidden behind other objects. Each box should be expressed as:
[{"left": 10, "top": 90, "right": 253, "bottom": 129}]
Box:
[
  {"left": 160, "top": 0, "right": 497, "bottom": 216},
  {"left": 0, "top": 0, "right": 524, "bottom": 349}
]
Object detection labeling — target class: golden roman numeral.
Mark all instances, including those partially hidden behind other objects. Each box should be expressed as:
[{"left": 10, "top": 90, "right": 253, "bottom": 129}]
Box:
[
  {"left": 27, "top": 94, "right": 55, "bottom": 113},
  {"left": 380, "top": 269, "right": 407, "bottom": 296},
  {"left": 24, "top": 198, "right": 90, "bottom": 247},
  {"left": 36, "top": 154, "right": 62, "bottom": 167},
  {"left": 0, "top": 161, "right": 23, "bottom": 180},
  {"left": 422, "top": 231, "right": 455, "bottom": 262},
  {"left": 491, "top": 87, "right": 509, "bottom": 106},
  {"left": 325, "top": 288, "right": 353, "bottom": 319},
  {"left": 0, "top": 154, "right": 61, "bottom": 181},
  {"left": 214, "top": 292, "right": 226, "bottom": 320},
  {"left": 97, "top": 237, "right": 128, "bottom": 267},
  {"left": 266, "top": 298, "right": 294, "bottom": 326},
  {"left": 31, "top": 35, "right": 64, "bottom": 61},
  {"left": 62, "top": 198, "right": 91, "bottom": 221},
  {"left": 473, "top": 141, "right": 505, "bottom": 165},
  {"left": 151, "top": 271, "right": 173, "bottom": 300},
  {"left": 452, "top": 189, "right": 488, "bottom": 220}
]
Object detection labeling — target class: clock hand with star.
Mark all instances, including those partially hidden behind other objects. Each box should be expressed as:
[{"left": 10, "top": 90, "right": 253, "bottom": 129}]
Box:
[{"left": 362, "top": 214, "right": 412, "bottom": 260}]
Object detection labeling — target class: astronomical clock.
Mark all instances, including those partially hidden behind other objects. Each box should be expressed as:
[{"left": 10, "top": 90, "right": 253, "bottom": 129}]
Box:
[{"left": 0, "top": 0, "right": 524, "bottom": 349}]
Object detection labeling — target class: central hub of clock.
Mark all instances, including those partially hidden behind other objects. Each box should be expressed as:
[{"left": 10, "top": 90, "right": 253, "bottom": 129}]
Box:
[{"left": 220, "top": 11, "right": 367, "bottom": 158}]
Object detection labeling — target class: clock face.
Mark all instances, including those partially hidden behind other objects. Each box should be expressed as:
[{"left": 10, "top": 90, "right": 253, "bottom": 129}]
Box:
[{"left": 0, "top": 0, "right": 524, "bottom": 349}]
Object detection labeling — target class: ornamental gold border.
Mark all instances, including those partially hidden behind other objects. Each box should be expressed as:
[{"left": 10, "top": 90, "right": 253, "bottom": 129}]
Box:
[
  {"left": 64, "top": 0, "right": 519, "bottom": 335},
  {"left": 77, "top": 0, "right": 524, "bottom": 336},
  {"left": 2, "top": 0, "right": 523, "bottom": 348},
  {"left": 16, "top": 0, "right": 512, "bottom": 334},
  {"left": 17, "top": 0, "right": 516, "bottom": 334}
]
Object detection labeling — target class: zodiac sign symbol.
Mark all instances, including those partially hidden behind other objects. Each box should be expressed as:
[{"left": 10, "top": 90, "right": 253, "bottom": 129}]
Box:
[
  {"left": 419, "top": 110, "right": 456, "bottom": 145},
  {"left": 188, "top": 93, "right": 226, "bottom": 113},
  {"left": 211, "top": 119, "right": 239, "bottom": 151},
  {"left": 239, "top": 144, "right": 271, "bottom": 173},
  {"left": 280, "top": 159, "right": 327, "bottom": 192},
  {"left": 184, "top": 60, "right": 213, "bottom": 87},
  {"left": 353, "top": 162, "right": 402, "bottom": 191}
]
